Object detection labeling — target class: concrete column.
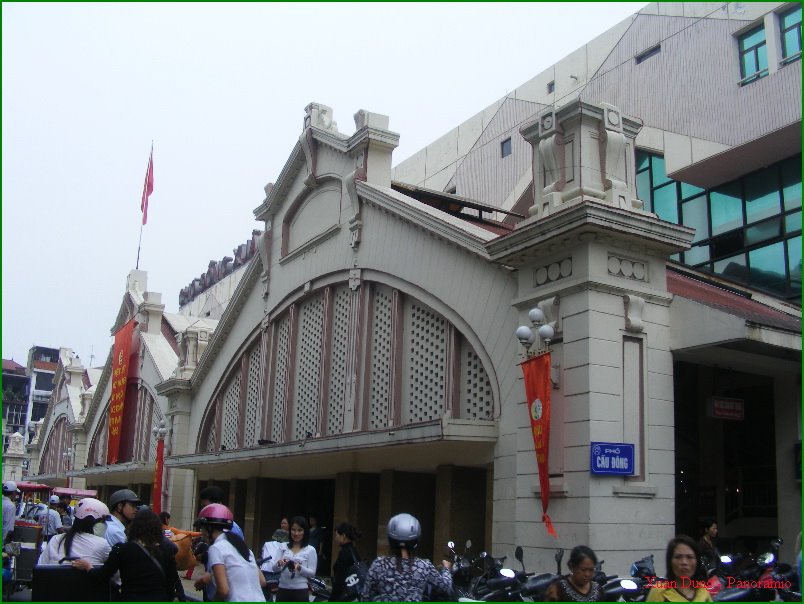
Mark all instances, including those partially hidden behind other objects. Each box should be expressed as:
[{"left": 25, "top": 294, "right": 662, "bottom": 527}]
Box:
[
  {"left": 333, "top": 472, "right": 380, "bottom": 562},
  {"left": 165, "top": 393, "right": 196, "bottom": 529},
  {"left": 376, "top": 470, "right": 395, "bottom": 556},
  {"left": 773, "top": 372, "right": 802, "bottom": 564}
]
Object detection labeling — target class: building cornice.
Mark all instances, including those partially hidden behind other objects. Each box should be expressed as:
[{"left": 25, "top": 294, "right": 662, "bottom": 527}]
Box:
[{"left": 487, "top": 199, "right": 694, "bottom": 267}]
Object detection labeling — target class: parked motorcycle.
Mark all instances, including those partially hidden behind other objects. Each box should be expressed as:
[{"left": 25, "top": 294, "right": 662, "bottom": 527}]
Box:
[
  {"left": 711, "top": 538, "right": 800, "bottom": 602},
  {"left": 519, "top": 548, "right": 564, "bottom": 601}
]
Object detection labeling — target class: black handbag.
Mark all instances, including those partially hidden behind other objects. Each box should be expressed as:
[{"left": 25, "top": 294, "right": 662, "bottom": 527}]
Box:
[{"left": 342, "top": 547, "right": 369, "bottom": 601}]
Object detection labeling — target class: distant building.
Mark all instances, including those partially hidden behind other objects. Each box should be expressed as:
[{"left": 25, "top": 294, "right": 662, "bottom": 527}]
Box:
[
  {"left": 2, "top": 358, "right": 29, "bottom": 451},
  {"left": 25, "top": 346, "right": 59, "bottom": 434}
]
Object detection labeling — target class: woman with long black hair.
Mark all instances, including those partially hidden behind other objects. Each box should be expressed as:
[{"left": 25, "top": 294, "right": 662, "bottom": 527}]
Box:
[
  {"left": 272, "top": 515, "right": 318, "bottom": 602},
  {"left": 72, "top": 507, "right": 177, "bottom": 601},
  {"left": 330, "top": 522, "right": 363, "bottom": 601},
  {"left": 38, "top": 497, "right": 111, "bottom": 566},
  {"left": 195, "top": 503, "right": 265, "bottom": 602}
]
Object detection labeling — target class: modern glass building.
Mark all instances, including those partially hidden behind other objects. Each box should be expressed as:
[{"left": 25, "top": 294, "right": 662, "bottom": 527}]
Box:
[{"left": 637, "top": 152, "right": 801, "bottom": 302}]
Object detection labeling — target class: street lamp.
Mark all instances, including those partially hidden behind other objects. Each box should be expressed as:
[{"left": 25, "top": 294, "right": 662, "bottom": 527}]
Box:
[
  {"left": 152, "top": 420, "right": 168, "bottom": 514},
  {"left": 515, "top": 306, "right": 555, "bottom": 357},
  {"left": 62, "top": 447, "right": 75, "bottom": 488}
]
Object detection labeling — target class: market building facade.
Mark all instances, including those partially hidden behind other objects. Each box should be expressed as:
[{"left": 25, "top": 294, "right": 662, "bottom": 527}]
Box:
[{"left": 28, "top": 2, "right": 800, "bottom": 572}]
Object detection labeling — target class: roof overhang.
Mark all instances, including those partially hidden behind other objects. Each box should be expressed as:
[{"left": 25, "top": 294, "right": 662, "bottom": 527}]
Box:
[
  {"left": 166, "top": 418, "right": 498, "bottom": 479},
  {"left": 668, "top": 122, "right": 801, "bottom": 189},
  {"left": 68, "top": 461, "right": 155, "bottom": 485},
  {"left": 670, "top": 296, "right": 800, "bottom": 375}
]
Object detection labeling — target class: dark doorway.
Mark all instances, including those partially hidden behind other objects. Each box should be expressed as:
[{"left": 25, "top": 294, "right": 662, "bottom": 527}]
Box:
[{"left": 674, "top": 362, "right": 777, "bottom": 554}]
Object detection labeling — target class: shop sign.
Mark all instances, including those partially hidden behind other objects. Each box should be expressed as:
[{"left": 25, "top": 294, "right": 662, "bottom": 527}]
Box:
[{"left": 706, "top": 397, "right": 744, "bottom": 421}]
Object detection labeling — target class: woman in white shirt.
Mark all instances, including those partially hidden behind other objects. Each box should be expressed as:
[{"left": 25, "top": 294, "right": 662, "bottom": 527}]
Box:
[
  {"left": 38, "top": 497, "right": 111, "bottom": 566},
  {"left": 196, "top": 503, "right": 266, "bottom": 602},
  {"left": 272, "top": 515, "right": 318, "bottom": 602}
]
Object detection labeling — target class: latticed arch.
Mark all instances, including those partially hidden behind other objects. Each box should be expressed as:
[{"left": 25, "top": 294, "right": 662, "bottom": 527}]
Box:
[
  {"left": 196, "top": 279, "right": 495, "bottom": 453},
  {"left": 198, "top": 336, "right": 263, "bottom": 453},
  {"left": 87, "top": 408, "right": 109, "bottom": 468},
  {"left": 38, "top": 415, "right": 69, "bottom": 475}
]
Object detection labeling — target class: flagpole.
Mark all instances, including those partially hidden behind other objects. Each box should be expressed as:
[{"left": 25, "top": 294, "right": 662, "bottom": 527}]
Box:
[{"left": 136, "top": 222, "right": 144, "bottom": 269}]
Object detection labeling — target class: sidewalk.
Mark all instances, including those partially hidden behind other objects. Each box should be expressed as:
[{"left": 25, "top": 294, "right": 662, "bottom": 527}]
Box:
[{"left": 179, "top": 562, "right": 205, "bottom": 602}]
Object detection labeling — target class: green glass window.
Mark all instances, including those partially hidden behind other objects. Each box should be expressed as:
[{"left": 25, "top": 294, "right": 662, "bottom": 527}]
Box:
[
  {"left": 782, "top": 157, "right": 802, "bottom": 210},
  {"left": 749, "top": 242, "right": 786, "bottom": 295},
  {"left": 744, "top": 170, "right": 781, "bottom": 224},
  {"left": 682, "top": 194, "right": 709, "bottom": 242},
  {"left": 636, "top": 151, "right": 649, "bottom": 172},
  {"left": 714, "top": 253, "right": 747, "bottom": 282},
  {"left": 787, "top": 236, "right": 802, "bottom": 296},
  {"left": 680, "top": 182, "right": 705, "bottom": 200},
  {"left": 653, "top": 183, "right": 678, "bottom": 222},
  {"left": 781, "top": 6, "right": 802, "bottom": 60},
  {"left": 745, "top": 218, "right": 781, "bottom": 246},
  {"left": 710, "top": 183, "right": 744, "bottom": 235},
  {"left": 738, "top": 26, "right": 768, "bottom": 82},
  {"left": 785, "top": 211, "right": 801, "bottom": 234},
  {"left": 636, "top": 151, "right": 801, "bottom": 300},
  {"left": 650, "top": 155, "right": 672, "bottom": 187},
  {"left": 684, "top": 244, "right": 710, "bottom": 265}
]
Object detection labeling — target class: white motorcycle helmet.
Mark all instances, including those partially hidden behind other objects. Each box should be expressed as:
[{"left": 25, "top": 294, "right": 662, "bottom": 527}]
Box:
[{"left": 74, "top": 498, "right": 110, "bottom": 521}]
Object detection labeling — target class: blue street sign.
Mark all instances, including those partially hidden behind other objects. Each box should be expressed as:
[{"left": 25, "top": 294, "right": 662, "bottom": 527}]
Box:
[{"left": 590, "top": 442, "right": 635, "bottom": 475}]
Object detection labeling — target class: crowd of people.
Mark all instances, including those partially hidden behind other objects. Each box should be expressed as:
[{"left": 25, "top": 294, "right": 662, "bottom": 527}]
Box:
[{"left": 3, "top": 479, "right": 800, "bottom": 602}]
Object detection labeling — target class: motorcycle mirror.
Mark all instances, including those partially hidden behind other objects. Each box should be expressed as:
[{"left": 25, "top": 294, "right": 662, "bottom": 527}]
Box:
[
  {"left": 480, "top": 551, "right": 488, "bottom": 558},
  {"left": 500, "top": 568, "right": 516, "bottom": 579},
  {"left": 620, "top": 579, "right": 638, "bottom": 590},
  {"left": 448, "top": 541, "right": 455, "bottom": 550},
  {"left": 720, "top": 555, "right": 732, "bottom": 564},
  {"left": 465, "top": 539, "right": 472, "bottom": 551},
  {"left": 515, "top": 546, "right": 525, "bottom": 572}
]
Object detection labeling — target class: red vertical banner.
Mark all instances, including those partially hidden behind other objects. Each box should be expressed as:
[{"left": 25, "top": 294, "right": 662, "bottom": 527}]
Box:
[
  {"left": 107, "top": 318, "right": 136, "bottom": 464},
  {"left": 152, "top": 437, "right": 164, "bottom": 515},
  {"left": 520, "top": 351, "right": 557, "bottom": 538}
]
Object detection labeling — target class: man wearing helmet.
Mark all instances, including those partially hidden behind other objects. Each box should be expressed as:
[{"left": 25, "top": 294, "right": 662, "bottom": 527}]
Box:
[
  {"left": 2, "top": 481, "right": 20, "bottom": 543},
  {"left": 363, "top": 513, "right": 453, "bottom": 601},
  {"left": 38, "top": 498, "right": 111, "bottom": 567},
  {"left": 39, "top": 495, "right": 63, "bottom": 541},
  {"left": 105, "top": 489, "right": 141, "bottom": 547}
]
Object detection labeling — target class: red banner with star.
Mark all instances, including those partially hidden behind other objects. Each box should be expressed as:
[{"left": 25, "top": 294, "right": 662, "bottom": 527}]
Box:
[
  {"left": 107, "top": 318, "right": 136, "bottom": 464},
  {"left": 520, "top": 351, "right": 557, "bottom": 538}
]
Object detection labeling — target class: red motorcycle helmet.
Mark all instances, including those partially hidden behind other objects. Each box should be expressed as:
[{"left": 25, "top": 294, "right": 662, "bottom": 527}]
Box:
[{"left": 196, "top": 503, "right": 234, "bottom": 530}]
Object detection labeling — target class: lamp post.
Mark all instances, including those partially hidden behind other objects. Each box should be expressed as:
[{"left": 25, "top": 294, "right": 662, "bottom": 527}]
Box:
[
  {"left": 515, "top": 307, "right": 555, "bottom": 357},
  {"left": 152, "top": 420, "right": 168, "bottom": 514},
  {"left": 62, "top": 447, "right": 75, "bottom": 488}
]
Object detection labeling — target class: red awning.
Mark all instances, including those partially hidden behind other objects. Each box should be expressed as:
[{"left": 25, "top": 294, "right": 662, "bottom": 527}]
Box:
[
  {"left": 51, "top": 487, "right": 98, "bottom": 498},
  {"left": 15, "top": 481, "right": 52, "bottom": 492}
]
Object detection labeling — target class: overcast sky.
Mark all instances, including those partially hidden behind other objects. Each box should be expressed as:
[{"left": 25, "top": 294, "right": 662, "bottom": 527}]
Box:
[{"left": 2, "top": 2, "right": 646, "bottom": 367}]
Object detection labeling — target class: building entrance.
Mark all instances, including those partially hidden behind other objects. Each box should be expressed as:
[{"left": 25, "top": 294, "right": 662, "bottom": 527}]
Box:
[{"left": 674, "top": 362, "right": 778, "bottom": 554}]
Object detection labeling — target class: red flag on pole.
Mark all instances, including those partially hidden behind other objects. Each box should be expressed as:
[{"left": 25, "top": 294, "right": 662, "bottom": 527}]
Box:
[
  {"left": 520, "top": 351, "right": 558, "bottom": 538},
  {"left": 141, "top": 146, "right": 154, "bottom": 225},
  {"left": 152, "top": 436, "right": 165, "bottom": 515}
]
